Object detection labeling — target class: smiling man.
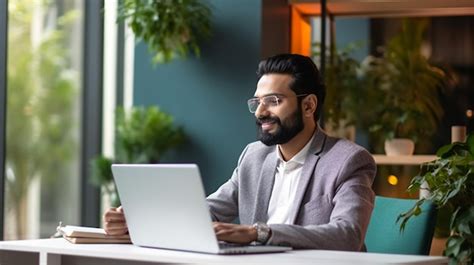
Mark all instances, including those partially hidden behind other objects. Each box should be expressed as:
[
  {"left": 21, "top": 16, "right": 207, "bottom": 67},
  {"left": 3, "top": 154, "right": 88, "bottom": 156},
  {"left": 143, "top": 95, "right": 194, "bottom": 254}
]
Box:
[{"left": 104, "top": 54, "right": 376, "bottom": 251}]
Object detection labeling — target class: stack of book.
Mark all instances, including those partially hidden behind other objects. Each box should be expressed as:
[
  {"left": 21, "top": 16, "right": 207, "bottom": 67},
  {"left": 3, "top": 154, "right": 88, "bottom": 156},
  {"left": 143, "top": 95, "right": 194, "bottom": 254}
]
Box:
[{"left": 57, "top": 225, "right": 131, "bottom": 244}]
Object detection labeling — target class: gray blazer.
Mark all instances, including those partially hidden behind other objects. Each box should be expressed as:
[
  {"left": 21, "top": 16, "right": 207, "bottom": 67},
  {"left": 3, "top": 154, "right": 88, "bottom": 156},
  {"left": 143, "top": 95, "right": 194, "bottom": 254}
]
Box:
[{"left": 206, "top": 128, "right": 376, "bottom": 251}]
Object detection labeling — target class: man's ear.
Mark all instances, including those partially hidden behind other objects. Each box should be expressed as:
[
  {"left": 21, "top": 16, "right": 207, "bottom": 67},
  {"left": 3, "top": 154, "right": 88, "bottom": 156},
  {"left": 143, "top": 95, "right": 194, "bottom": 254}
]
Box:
[{"left": 303, "top": 95, "right": 317, "bottom": 117}]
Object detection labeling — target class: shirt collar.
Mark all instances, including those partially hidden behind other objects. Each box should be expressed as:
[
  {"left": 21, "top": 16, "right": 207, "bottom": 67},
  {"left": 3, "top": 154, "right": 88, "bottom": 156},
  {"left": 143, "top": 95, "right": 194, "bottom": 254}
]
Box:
[{"left": 276, "top": 131, "right": 317, "bottom": 165}]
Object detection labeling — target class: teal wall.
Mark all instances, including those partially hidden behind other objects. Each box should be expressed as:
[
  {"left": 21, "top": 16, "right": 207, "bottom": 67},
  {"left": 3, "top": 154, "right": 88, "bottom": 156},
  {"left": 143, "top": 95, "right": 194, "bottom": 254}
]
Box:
[
  {"left": 334, "top": 18, "right": 369, "bottom": 62},
  {"left": 133, "top": 0, "right": 264, "bottom": 194}
]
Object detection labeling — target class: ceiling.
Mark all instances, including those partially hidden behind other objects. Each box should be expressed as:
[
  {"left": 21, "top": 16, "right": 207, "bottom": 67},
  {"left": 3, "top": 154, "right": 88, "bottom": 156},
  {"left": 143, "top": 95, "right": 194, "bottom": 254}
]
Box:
[{"left": 289, "top": 0, "right": 474, "bottom": 17}]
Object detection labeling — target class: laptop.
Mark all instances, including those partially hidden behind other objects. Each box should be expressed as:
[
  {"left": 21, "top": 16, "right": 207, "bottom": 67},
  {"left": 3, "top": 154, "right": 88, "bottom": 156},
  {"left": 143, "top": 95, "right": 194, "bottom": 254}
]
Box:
[{"left": 111, "top": 164, "right": 292, "bottom": 254}]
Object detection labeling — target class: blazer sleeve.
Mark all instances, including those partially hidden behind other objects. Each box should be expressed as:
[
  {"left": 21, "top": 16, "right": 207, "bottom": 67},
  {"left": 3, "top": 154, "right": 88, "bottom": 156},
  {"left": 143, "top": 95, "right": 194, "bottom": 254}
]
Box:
[
  {"left": 206, "top": 145, "right": 249, "bottom": 223},
  {"left": 267, "top": 149, "right": 376, "bottom": 251}
]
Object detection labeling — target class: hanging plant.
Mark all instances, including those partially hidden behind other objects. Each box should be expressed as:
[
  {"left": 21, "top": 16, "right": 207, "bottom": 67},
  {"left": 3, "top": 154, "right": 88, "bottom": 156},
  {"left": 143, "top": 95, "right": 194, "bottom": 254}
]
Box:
[{"left": 118, "top": 0, "right": 212, "bottom": 64}]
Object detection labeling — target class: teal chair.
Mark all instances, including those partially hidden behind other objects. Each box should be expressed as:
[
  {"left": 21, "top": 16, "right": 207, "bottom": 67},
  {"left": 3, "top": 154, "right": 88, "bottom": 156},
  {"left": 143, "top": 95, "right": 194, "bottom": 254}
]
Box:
[{"left": 365, "top": 196, "right": 436, "bottom": 255}]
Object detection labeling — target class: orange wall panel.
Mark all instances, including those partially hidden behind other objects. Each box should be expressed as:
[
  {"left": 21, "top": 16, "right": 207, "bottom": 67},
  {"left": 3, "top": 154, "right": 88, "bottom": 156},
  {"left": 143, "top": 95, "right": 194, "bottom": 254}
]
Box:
[{"left": 291, "top": 6, "right": 311, "bottom": 56}]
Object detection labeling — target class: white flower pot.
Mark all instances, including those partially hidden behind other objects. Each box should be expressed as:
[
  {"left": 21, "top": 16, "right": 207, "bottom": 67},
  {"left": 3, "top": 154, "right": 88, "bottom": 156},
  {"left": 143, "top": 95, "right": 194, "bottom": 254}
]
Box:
[{"left": 384, "top": 138, "right": 415, "bottom": 156}]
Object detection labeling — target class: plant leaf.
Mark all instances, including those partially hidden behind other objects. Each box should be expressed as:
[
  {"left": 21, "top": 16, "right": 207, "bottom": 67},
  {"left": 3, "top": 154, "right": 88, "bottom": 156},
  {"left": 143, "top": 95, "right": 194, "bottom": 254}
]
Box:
[
  {"left": 467, "top": 133, "right": 474, "bottom": 156},
  {"left": 444, "top": 235, "right": 464, "bottom": 258}
]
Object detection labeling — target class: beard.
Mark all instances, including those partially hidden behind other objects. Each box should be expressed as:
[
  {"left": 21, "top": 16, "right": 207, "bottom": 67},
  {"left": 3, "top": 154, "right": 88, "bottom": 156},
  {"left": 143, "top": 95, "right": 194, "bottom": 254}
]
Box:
[{"left": 256, "top": 106, "right": 304, "bottom": 146}]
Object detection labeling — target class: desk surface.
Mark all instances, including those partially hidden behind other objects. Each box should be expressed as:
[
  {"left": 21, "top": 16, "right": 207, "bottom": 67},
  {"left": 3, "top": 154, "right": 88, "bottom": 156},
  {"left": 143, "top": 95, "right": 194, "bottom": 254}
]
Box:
[{"left": 0, "top": 238, "right": 448, "bottom": 265}]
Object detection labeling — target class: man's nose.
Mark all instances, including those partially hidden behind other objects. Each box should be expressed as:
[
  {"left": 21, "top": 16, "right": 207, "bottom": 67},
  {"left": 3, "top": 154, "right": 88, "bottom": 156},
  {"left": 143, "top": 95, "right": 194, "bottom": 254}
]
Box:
[{"left": 254, "top": 102, "right": 269, "bottom": 118}]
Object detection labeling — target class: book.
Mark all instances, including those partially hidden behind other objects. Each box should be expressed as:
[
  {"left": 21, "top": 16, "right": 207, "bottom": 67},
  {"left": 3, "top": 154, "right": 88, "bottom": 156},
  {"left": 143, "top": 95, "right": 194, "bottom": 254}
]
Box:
[
  {"left": 62, "top": 236, "right": 132, "bottom": 244},
  {"left": 57, "top": 224, "right": 131, "bottom": 244}
]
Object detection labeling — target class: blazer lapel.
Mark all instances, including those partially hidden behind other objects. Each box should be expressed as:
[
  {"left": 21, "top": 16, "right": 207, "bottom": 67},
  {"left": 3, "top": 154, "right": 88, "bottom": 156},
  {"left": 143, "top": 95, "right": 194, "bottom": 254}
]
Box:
[
  {"left": 287, "top": 129, "right": 327, "bottom": 224},
  {"left": 252, "top": 150, "right": 278, "bottom": 223}
]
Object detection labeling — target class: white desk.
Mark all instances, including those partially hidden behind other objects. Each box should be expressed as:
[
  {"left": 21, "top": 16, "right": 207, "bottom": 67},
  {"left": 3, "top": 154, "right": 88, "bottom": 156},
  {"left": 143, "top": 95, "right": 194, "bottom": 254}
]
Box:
[{"left": 0, "top": 238, "right": 448, "bottom": 265}]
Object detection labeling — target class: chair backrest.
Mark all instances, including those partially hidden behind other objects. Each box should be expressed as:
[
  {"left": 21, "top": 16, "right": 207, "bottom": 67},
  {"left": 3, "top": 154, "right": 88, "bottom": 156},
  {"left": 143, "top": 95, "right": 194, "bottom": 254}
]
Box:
[{"left": 365, "top": 196, "right": 436, "bottom": 255}]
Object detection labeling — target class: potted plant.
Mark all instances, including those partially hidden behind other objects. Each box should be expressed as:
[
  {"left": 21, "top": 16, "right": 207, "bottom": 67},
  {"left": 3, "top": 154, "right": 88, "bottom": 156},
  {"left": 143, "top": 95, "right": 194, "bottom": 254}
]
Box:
[
  {"left": 117, "top": 0, "right": 212, "bottom": 64},
  {"left": 90, "top": 106, "right": 185, "bottom": 206},
  {"left": 398, "top": 133, "right": 474, "bottom": 264},
  {"left": 365, "top": 19, "right": 446, "bottom": 155}
]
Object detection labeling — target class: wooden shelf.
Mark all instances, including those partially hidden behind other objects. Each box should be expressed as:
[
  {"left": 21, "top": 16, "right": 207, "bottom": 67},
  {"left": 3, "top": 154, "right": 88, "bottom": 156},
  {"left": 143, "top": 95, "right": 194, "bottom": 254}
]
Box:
[
  {"left": 372, "top": 154, "right": 437, "bottom": 165},
  {"left": 290, "top": 0, "right": 474, "bottom": 17}
]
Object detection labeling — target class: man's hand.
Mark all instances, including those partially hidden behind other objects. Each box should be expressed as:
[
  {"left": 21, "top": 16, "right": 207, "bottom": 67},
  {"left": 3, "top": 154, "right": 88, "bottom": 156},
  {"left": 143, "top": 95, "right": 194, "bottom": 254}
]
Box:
[
  {"left": 103, "top": 206, "right": 128, "bottom": 235},
  {"left": 213, "top": 222, "right": 257, "bottom": 244}
]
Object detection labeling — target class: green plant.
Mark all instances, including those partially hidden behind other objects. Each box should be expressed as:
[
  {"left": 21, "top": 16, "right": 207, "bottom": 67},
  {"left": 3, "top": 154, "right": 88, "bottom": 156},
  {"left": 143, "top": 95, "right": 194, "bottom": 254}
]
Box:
[
  {"left": 398, "top": 133, "right": 474, "bottom": 264},
  {"left": 313, "top": 42, "right": 366, "bottom": 130},
  {"left": 117, "top": 0, "right": 212, "bottom": 64},
  {"left": 365, "top": 19, "right": 445, "bottom": 143},
  {"left": 91, "top": 106, "right": 185, "bottom": 206}
]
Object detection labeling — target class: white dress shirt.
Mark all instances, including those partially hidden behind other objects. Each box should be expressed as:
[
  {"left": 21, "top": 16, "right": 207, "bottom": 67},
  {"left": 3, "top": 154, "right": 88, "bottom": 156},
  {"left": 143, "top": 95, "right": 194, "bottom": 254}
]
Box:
[{"left": 267, "top": 133, "right": 316, "bottom": 224}]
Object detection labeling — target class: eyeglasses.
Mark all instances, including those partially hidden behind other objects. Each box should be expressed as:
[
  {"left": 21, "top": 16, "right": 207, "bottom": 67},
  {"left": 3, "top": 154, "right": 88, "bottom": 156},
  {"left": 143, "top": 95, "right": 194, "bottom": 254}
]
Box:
[{"left": 247, "top": 94, "right": 308, "bottom": 113}]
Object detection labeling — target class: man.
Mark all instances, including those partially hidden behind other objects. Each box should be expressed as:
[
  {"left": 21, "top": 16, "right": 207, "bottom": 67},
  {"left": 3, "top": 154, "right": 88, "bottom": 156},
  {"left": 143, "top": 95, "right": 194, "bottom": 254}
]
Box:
[{"left": 104, "top": 54, "right": 376, "bottom": 251}]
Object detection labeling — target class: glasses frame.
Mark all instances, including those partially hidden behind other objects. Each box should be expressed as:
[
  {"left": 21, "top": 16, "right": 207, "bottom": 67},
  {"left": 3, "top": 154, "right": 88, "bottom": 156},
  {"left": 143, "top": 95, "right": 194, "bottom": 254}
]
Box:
[{"left": 247, "top": 94, "right": 308, "bottom": 113}]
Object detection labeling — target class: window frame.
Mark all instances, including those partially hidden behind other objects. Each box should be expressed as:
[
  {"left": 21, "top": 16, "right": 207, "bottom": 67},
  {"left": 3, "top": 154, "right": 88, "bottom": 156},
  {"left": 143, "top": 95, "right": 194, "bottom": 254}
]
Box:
[
  {"left": 81, "top": 0, "right": 104, "bottom": 228},
  {"left": 0, "top": 0, "right": 8, "bottom": 241}
]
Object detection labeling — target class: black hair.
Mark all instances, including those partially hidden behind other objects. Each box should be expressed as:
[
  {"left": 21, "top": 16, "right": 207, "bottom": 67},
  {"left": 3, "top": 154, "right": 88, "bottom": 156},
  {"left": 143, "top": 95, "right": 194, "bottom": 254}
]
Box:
[{"left": 256, "top": 53, "right": 325, "bottom": 122}]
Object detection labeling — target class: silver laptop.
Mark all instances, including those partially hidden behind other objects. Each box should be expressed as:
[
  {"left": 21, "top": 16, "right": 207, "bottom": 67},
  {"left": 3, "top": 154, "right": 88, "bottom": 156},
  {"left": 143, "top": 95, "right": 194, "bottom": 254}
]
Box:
[{"left": 111, "top": 164, "right": 292, "bottom": 254}]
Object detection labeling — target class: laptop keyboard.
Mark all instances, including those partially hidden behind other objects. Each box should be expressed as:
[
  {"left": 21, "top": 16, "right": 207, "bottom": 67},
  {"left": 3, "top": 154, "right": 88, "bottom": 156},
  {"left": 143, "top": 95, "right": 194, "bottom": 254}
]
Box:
[
  {"left": 219, "top": 241, "right": 262, "bottom": 249},
  {"left": 219, "top": 243, "right": 247, "bottom": 249}
]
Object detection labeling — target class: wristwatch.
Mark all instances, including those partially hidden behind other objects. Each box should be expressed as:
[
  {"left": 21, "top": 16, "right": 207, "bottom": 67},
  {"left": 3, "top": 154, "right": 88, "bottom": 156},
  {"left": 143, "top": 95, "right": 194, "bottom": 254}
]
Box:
[{"left": 252, "top": 222, "right": 271, "bottom": 243}]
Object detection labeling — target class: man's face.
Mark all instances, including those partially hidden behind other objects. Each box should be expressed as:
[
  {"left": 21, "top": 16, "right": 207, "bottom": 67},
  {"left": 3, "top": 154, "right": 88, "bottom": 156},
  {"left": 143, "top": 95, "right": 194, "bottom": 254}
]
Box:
[{"left": 253, "top": 74, "right": 304, "bottom": 146}]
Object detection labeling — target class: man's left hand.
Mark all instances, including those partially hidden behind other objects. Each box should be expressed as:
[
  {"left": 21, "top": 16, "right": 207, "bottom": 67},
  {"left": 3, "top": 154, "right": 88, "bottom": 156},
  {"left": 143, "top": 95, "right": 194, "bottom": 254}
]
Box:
[{"left": 213, "top": 222, "right": 257, "bottom": 244}]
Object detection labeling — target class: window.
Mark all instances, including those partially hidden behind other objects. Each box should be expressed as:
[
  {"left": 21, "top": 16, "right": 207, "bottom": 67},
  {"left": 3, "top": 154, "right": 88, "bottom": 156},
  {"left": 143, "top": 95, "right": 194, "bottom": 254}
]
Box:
[
  {"left": 2, "top": 0, "right": 131, "bottom": 239},
  {"left": 3, "top": 0, "right": 84, "bottom": 240}
]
